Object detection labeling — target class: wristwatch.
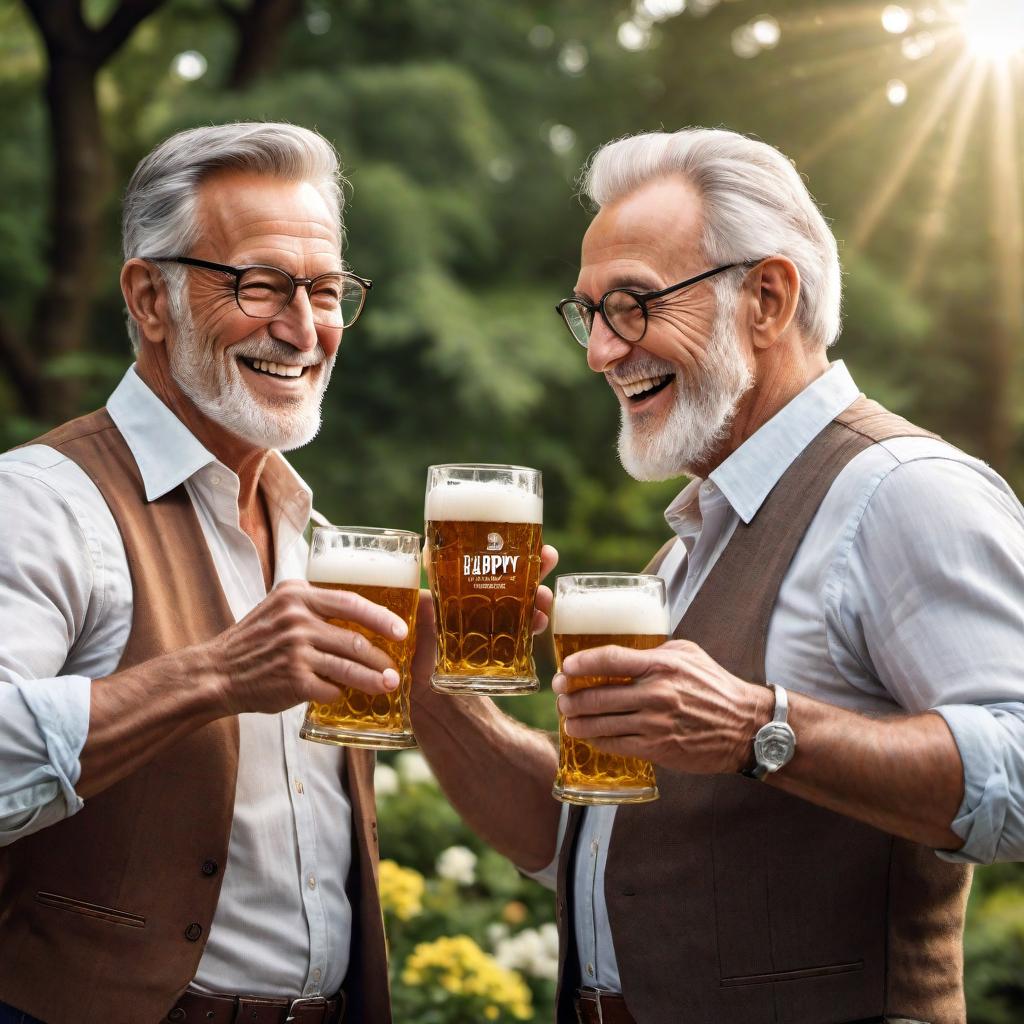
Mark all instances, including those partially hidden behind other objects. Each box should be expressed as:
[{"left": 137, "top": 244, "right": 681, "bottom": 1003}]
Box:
[{"left": 742, "top": 682, "right": 796, "bottom": 780}]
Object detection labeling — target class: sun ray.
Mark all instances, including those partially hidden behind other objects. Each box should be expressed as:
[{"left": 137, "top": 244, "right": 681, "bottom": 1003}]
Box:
[
  {"left": 796, "top": 45, "right": 949, "bottom": 168},
  {"left": 851, "top": 52, "right": 974, "bottom": 250},
  {"left": 905, "top": 61, "right": 989, "bottom": 291}
]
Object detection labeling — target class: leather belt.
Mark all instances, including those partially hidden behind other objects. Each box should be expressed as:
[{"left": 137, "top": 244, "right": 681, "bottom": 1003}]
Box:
[
  {"left": 165, "top": 990, "right": 344, "bottom": 1024},
  {"left": 575, "top": 988, "right": 636, "bottom": 1024}
]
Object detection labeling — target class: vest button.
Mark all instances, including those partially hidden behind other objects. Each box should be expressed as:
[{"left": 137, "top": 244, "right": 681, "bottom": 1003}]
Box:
[
  {"left": 168, "top": 1009, "right": 186, "bottom": 1022},
  {"left": 184, "top": 922, "right": 203, "bottom": 941},
  {"left": 201, "top": 859, "right": 219, "bottom": 876}
]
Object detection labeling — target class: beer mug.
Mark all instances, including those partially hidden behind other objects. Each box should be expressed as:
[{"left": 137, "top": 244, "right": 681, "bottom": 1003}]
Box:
[
  {"left": 552, "top": 573, "right": 668, "bottom": 804},
  {"left": 425, "top": 464, "right": 543, "bottom": 695},
  {"left": 300, "top": 525, "right": 421, "bottom": 749}
]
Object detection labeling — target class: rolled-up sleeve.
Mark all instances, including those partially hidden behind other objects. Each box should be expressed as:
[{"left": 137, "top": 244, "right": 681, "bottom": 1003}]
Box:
[
  {"left": 932, "top": 703, "right": 1024, "bottom": 864},
  {"left": 0, "top": 453, "right": 121, "bottom": 842},
  {"left": 0, "top": 675, "right": 90, "bottom": 842},
  {"left": 840, "top": 455, "right": 1024, "bottom": 863}
]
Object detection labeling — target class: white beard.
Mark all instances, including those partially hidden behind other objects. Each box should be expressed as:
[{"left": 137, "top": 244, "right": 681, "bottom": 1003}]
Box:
[
  {"left": 614, "top": 289, "right": 753, "bottom": 481},
  {"left": 167, "top": 306, "right": 336, "bottom": 452}
]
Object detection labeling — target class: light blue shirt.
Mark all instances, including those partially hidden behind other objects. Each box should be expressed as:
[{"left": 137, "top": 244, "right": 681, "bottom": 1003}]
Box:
[
  {"left": 535, "top": 361, "right": 1024, "bottom": 990},
  {"left": 0, "top": 367, "right": 352, "bottom": 999}
]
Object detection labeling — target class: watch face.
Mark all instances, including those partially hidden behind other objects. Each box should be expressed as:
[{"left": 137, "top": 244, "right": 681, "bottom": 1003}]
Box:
[{"left": 754, "top": 722, "right": 796, "bottom": 769}]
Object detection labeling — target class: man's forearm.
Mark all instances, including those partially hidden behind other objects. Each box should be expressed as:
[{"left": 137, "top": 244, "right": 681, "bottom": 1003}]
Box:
[
  {"left": 77, "top": 645, "right": 227, "bottom": 799},
  {"left": 769, "top": 691, "right": 965, "bottom": 850},
  {"left": 411, "top": 685, "right": 562, "bottom": 872}
]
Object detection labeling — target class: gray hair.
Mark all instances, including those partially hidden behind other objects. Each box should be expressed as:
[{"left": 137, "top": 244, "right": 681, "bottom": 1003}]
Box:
[
  {"left": 122, "top": 122, "right": 345, "bottom": 352},
  {"left": 580, "top": 128, "right": 842, "bottom": 349}
]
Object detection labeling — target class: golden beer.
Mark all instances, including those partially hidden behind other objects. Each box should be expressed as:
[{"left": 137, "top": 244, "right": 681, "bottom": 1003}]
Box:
[
  {"left": 300, "top": 527, "right": 421, "bottom": 750},
  {"left": 552, "top": 574, "right": 668, "bottom": 804},
  {"left": 425, "top": 465, "right": 543, "bottom": 695}
]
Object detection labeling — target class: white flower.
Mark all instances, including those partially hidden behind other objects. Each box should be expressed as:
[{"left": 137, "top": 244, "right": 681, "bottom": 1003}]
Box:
[
  {"left": 374, "top": 763, "right": 399, "bottom": 797},
  {"left": 435, "top": 845, "right": 477, "bottom": 886},
  {"left": 486, "top": 922, "right": 511, "bottom": 947},
  {"left": 395, "top": 750, "right": 435, "bottom": 786},
  {"left": 494, "top": 927, "right": 559, "bottom": 981}
]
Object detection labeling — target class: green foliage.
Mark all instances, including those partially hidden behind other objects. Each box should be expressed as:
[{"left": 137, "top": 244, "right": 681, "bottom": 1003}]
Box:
[{"left": 377, "top": 753, "right": 557, "bottom": 1022}]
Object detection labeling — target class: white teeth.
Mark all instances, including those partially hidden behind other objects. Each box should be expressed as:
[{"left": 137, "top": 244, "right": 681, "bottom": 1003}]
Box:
[
  {"left": 247, "top": 358, "right": 304, "bottom": 378},
  {"left": 621, "top": 374, "right": 671, "bottom": 398}
]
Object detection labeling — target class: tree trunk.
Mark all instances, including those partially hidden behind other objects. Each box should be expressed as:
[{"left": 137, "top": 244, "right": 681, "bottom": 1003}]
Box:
[
  {"left": 29, "top": 51, "right": 111, "bottom": 422},
  {"left": 226, "top": 0, "right": 303, "bottom": 90}
]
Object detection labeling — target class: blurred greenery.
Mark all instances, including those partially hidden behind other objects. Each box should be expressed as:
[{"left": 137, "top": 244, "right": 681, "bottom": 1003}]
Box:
[{"left": 1, "top": 0, "right": 1022, "bottom": 1019}]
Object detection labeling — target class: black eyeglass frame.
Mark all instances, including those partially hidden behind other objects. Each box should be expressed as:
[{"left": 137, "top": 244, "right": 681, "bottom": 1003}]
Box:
[
  {"left": 555, "top": 260, "right": 763, "bottom": 348},
  {"left": 142, "top": 256, "right": 373, "bottom": 328}
]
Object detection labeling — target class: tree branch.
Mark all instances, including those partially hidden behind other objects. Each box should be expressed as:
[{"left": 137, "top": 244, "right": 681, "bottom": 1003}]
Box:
[{"left": 94, "top": 0, "right": 168, "bottom": 63}]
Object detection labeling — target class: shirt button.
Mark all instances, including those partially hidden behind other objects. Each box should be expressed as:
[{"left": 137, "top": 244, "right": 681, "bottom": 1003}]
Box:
[
  {"left": 308, "top": 875, "right": 317, "bottom": 890},
  {"left": 210, "top": 472, "right": 222, "bottom": 486},
  {"left": 294, "top": 779, "right": 305, "bottom": 795},
  {"left": 184, "top": 922, "right": 203, "bottom": 941},
  {"left": 313, "top": 968, "right": 322, "bottom": 982},
  {"left": 201, "top": 859, "right": 219, "bottom": 876},
  {"left": 586, "top": 962, "right": 595, "bottom": 977},
  {"left": 590, "top": 839, "right": 599, "bottom": 855}
]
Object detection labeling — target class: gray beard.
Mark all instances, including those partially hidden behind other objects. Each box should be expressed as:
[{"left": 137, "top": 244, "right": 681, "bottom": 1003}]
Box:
[
  {"left": 167, "top": 307, "right": 336, "bottom": 452},
  {"left": 614, "top": 296, "right": 753, "bottom": 482}
]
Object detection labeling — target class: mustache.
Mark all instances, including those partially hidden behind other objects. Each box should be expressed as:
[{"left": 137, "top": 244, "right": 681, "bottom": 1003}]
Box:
[
  {"left": 230, "top": 336, "right": 327, "bottom": 367},
  {"left": 606, "top": 356, "right": 678, "bottom": 385}
]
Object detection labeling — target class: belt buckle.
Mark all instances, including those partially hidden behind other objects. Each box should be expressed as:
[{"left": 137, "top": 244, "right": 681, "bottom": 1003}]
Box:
[
  {"left": 576, "top": 988, "right": 605, "bottom": 1024},
  {"left": 285, "top": 995, "right": 327, "bottom": 1023}
]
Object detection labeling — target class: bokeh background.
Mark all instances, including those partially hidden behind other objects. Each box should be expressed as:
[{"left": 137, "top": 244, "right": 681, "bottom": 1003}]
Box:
[{"left": 1, "top": 0, "right": 1022, "bottom": 1020}]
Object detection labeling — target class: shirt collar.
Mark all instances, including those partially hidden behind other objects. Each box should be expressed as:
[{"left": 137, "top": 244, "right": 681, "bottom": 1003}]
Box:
[
  {"left": 106, "top": 365, "right": 313, "bottom": 529},
  {"left": 107, "top": 366, "right": 216, "bottom": 501},
  {"left": 665, "top": 360, "right": 861, "bottom": 529}
]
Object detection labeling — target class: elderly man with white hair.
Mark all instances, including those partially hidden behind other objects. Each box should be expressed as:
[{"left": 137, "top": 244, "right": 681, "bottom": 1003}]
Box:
[
  {"left": 0, "top": 123, "right": 401, "bottom": 1024},
  {"left": 410, "top": 128, "right": 1024, "bottom": 1024}
]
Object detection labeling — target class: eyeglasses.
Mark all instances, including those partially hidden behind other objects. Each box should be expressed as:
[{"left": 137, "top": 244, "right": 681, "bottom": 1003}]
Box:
[
  {"left": 555, "top": 262, "right": 757, "bottom": 348},
  {"left": 142, "top": 256, "right": 372, "bottom": 329}
]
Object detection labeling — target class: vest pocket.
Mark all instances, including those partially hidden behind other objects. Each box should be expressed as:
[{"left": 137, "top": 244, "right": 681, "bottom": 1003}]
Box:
[
  {"left": 34, "top": 890, "right": 146, "bottom": 928},
  {"left": 720, "top": 959, "right": 864, "bottom": 987}
]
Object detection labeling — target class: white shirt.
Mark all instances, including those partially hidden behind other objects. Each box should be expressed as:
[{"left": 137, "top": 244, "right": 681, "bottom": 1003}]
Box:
[
  {"left": 0, "top": 366, "right": 352, "bottom": 999},
  {"left": 532, "top": 361, "right": 1024, "bottom": 990}
]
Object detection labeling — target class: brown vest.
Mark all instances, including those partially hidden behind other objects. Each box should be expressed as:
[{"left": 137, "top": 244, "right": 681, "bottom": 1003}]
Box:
[
  {"left": 555, "top": 398, "right": 972, "bottom": 1024},
  {"left": 0, "top": 410, "right": 390, "bottom": 1024}
]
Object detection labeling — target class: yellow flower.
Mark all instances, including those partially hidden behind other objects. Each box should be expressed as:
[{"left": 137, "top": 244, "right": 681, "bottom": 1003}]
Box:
[
  {"left": 378, "top": 859, "right": 425, "bottom": 921},
  {"left": 401, "top": 934, "right": 534, "bottom": 1020}
]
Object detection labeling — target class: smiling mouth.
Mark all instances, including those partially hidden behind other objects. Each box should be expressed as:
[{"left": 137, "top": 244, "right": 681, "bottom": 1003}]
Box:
[
  {"left": 239, "top": 357, "right": 312, "bottom": 380},
  {"left": 620, "top": 373, "right": 675, "bottom": 403}
]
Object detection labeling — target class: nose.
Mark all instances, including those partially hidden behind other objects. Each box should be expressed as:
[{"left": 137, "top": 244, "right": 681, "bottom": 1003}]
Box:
[
  {"left": 586, "top": 317, "right": 633, "bottom": 374},
  {"left": 269, "top": 285, "right": 322, "bottom": 353}
]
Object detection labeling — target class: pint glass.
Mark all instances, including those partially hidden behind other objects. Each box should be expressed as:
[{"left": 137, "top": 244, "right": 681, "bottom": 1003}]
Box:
[
  {"left": 300, "top": 525, "right": 421, "bottom": 749},
  {"left": 425, "top": 464, "right": 543, "bottom": 695},
  {"left": 552, "top": 573, "right": 668, "bottom": 804}
]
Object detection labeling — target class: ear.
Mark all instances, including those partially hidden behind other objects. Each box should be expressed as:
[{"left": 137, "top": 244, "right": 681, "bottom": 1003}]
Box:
[
  {"left": 744, "top": 257, "right": 800, "bottom": 350},
  {"left": 121, "top": 259, "right": 174, "bottom": 346}
]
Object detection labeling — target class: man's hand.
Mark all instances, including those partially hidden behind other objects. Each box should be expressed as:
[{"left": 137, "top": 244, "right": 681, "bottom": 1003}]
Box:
[
  {"left": 552, "top": 638, "right": 772, "bottom": 774},
  {"left": 207, "top": 579, "right": 409, "bottom": 715},
  {"left": 412, "top": 544, "right": 559, "bottom": 686}
]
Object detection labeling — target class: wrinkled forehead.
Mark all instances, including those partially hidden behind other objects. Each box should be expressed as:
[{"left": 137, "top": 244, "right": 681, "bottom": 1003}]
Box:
[
  {"left": 194, "top": 170, "right": 341, "bottom": 263},
  {"left": 577, "top": 176, "right": 705, "bottom": 295}
]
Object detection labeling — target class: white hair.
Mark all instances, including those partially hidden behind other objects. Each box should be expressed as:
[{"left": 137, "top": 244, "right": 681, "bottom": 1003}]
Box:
[
  {"left": 122, "top": 121, "right": 345, "bottom": 352},
  {"left": 580, "top": 128, "right": 842, "bottom": 349}
]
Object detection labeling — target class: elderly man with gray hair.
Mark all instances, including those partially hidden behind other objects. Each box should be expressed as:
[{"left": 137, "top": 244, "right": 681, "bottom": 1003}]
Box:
[
  {"left": 409, "top": 128, "right": 1024, "bottom": 1024},
  {"left": 0, "top": 123, "right": 396, "bottom": 1024}
]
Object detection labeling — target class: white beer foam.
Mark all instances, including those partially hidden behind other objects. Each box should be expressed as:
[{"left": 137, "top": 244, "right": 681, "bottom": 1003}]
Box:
[
  {"left": 307, "top": 548, "right": 420, "bottom": 589},
  {"left": 554, "top": 589, "right": 669, "bottom": 635},
  {"left": 425, "top": 480, "right": 542, "bottom": 524}
]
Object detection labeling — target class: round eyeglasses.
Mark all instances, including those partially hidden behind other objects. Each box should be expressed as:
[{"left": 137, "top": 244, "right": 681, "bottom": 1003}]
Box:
[
  {"left": 143, "top": 256, "right": 372, "bottom": 329},
  {"left": 555, "top": 262, "right": 752, "bottom": 348}
]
